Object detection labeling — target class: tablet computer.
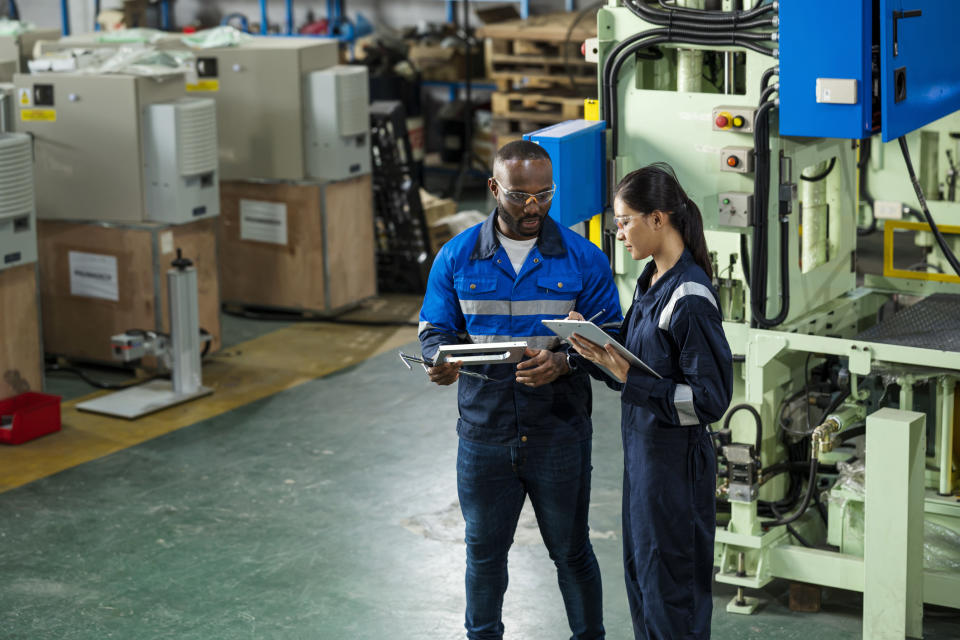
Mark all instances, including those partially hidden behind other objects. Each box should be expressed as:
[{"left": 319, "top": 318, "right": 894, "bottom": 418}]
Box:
[{"left": 541, "top": 319, "right": 662, "bottom": 379}]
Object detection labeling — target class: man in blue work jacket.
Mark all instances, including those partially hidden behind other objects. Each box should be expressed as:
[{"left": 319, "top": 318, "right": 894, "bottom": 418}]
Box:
[{"left": 419, "top": 140, "right": 622, "bottom": 640}]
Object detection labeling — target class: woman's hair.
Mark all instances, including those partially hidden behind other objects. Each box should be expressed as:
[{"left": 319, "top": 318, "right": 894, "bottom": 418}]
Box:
[{"left": 615, "top": 162, "right": 713, "bottom": 280}]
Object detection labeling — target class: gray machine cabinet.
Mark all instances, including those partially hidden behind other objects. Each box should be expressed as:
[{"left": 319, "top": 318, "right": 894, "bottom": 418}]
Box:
[
  {"left": 186, "top": 38, "right": 338, "bottom": 181},
  {"left": 0, "top": 132, "right": 38, "bottom": 270},
  {"left": 13, "top": 71, "right": 191, "bottom": 223},
  {"left": 0, "top": 29, "right": 61, "bottom": 81}
]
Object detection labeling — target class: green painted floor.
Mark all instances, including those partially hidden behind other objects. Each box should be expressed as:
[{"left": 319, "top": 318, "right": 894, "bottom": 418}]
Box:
[{"left": 5, "top": 331, "right": 960, "bottom": 638}]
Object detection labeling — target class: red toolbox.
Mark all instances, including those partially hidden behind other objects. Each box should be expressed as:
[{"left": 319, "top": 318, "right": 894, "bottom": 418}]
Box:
[{"left": 0, "top": 392, "right": 62, "bottom": 445}]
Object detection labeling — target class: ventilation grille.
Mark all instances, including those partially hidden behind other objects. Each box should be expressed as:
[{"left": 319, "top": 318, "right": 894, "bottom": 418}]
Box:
[
  {"left": 0, "top": 133, "right": 34, "bottom": 222},
  {"left": 334, "top": 66, "right": 369, "bottom": 137},
  {"left": 175, "top": 98, "right": 218, "bottom": 176}
]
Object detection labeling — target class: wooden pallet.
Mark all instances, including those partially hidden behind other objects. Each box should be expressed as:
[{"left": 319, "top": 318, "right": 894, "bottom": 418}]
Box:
[
  {"left": 479, "top": 11, "right": 598, "bottom": 90},
  {"left": 491, "top": 115, "right": 553, "bottom": 138},
  {"left": 484, "top": 39, "right": 595, "bottom": 84},
  {"left": 477, "top": 11, "right": 597, "bottom": 44},
  {"left": 491, "top": 90, "right": 586, "bottom": 122}
]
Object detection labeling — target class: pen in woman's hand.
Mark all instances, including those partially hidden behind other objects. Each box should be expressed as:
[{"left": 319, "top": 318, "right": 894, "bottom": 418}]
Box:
[{"left": 586, "top": 309, "right": 606, "bottom": 323}]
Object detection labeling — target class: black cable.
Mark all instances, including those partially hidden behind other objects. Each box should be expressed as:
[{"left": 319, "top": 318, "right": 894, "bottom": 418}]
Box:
[
  {"left": 771, "top": 503, "right": 815, "bottom": 548},
  {"left": 800, "top": 157, "right": 836, "bottom": 182},
  {"left": 221, "top": 304, "right": 419, "bottom": 327},
  {"left": 763, "top": 455, "right": 818, "bottom": 530},
  {"left": 760, "top": 65, "right": 779, "bottom": 91},
  {"left": 45, "top": 364, "right": 158, "bottom": 391},
  {"left": 563, "top": 1, "right": 604, "bottom": 95},
  {"left": 898, "top": 136, "right": 960, "bottom": 279},
  {"left": 857, "top": 137, "right": 878, "bottom": 236},
  {"left": 759, "top": 83, "right": 778, "bottom": 105},
  {"left": 721, "top": 403, "right": 763, "bottom": 460},
  {"left": 603, "top": 31, "right": 776, "bottom": 157},
  {"left": 643, "top": 0, "right": 776, "bottom": 24}
]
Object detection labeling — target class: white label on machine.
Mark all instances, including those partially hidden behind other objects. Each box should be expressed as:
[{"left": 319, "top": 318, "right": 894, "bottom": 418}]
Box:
[
  {"left": 69, "top": 251, "right": 119, "bottom": 301},
  {"left": 240, "top": 199, "right": 288, "bottom": 246},
  {"left": 159, "top": 231, "right": 174, "bottom": 255},
  {"left": 874, "top": 200, "right": 904, "bottom": 220}
]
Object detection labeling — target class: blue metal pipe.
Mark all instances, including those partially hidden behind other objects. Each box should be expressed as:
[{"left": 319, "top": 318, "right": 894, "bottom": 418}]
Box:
[
  {"left": 161, "top": 0, "right": 171, "bottom": 30},
  {"left": 260, "top": 0, "right": 269, "bottom": 34},
  {"left": 286, "top": 0, "right": 294, "bottom": 34},
  {"left": 8, "top": 0, "right": 18, "bottom": 20},
  {"left": 94, "top": 0, "right": 101, "bottom": 30},
  {"left": 60, "top": 0, "right": 70, "bottom": 35}
]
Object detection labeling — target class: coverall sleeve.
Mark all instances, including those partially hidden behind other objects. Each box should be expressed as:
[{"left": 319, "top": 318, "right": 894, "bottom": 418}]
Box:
[
  {"left": 620, "top": 295, "right": 733, "bottom": 426},
  {"left": 418, "top": 247, "right": 465, "bottom": 361}
]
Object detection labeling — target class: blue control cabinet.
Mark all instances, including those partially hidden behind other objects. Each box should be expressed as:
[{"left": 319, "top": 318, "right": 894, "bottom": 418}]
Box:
[
  {"left": 778, "top": 0, "right": 960, "bottom": 141},
  {"left": 524, "top": 120, "right": 605, "bottom": 227}
]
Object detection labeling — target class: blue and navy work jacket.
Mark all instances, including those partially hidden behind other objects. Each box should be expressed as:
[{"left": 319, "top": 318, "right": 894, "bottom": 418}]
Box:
[
  {"left": 578, "top": 249, "right": 733, "bottom": 430},
  {"left": 419, "top": 209, "right": 622, "bottom": 446}
]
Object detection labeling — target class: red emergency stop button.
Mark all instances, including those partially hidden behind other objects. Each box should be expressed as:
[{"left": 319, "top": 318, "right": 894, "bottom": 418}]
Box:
[
  {"left": 726, "top": 156, "right": 739, "bottom": 168},
  {"left": 715, "top": 114, "right": 729, "bottom": 128}
]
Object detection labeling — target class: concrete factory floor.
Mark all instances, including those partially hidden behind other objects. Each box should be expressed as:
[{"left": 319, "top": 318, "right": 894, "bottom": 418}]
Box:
[{"left": 0, "top": 208, "right": 956, "bottom": 638}]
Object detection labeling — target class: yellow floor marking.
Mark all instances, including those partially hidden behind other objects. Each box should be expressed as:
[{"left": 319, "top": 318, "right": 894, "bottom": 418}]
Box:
[{"left": 0, "top": 323, "right": 417, "bottom": 492}]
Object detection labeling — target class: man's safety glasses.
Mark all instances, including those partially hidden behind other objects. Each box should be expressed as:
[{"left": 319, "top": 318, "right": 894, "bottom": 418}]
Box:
[{"left": 493, "top": 179, "right": 557, "bottom": 206}]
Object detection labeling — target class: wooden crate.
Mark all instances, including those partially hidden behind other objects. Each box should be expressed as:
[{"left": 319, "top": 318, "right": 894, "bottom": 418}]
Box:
[
  {"left": 0, "top": 263, "right": 43, "bottom": 401},
  {"left": 218, "top": 174, "right": 376, "bottom": 314},
  {"left": 491, "top": 90, "right": 586, "bottom": 123},
  {"left": 37, "top": 218, "right": 221, "bottom": 364}
]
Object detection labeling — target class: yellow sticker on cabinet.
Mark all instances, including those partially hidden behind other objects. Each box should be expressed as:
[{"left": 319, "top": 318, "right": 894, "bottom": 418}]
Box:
[
  {"left": 20, "top": 109, "right": 56, "bottom": 122},
  {"left": 186, "top": 80, "right": 220, "bottom": 92}
]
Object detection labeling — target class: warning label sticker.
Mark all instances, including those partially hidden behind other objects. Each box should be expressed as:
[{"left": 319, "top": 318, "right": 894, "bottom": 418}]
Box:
[
  {"left": 20, "top": 109, "right": 56, "bottom": 122},
  {"left": 186, "top": 80, "right": 220, "bottom": 92}
]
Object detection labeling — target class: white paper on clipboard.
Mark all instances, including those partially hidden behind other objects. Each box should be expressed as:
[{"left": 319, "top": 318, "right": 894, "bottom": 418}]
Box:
[{"left": 541, "top": 319, "right": 662, "bottom": 380}]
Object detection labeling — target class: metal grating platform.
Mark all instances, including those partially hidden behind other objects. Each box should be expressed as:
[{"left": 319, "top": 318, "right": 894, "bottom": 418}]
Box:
[{"left": 856, "top": 294, "right": 960, "bottom": 353}]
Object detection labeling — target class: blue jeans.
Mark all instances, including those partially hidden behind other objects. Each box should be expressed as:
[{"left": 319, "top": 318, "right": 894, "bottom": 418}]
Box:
[{"left": 457, "top": 438, "right": 605, "bottom": 640}]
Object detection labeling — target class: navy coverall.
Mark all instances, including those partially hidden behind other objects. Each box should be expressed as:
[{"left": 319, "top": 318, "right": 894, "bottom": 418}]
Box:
[{"left": 575, "top": 248, "right": 733, "bottom": 640}]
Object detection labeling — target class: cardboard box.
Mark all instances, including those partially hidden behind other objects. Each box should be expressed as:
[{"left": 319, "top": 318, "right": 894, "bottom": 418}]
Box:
[
  {"left": 428, "top": 210, "right": 488, "bottom": 253},
  {"left": 408, "top": 42, "right": 484, "bottom": 82},
  {"left": 0, "top": 263, "right": 43, "bottom": 401},
  {"left": 218, "top": 174, "right": 376, "bottom": 313},
  {"left": 37, "top": 218, "right": 221, "bottom": 364},
  {"left": 419, "top": 188, "right": 457, "bottom": 228}
]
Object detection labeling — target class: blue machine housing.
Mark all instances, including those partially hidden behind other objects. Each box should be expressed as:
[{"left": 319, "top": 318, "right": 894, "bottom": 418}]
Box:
[
  {"left": 524, "top": 120, "right": 605, "bottom": 227},
  {"left": 779, "top": 0, "right": 960, "bottom": 141}
]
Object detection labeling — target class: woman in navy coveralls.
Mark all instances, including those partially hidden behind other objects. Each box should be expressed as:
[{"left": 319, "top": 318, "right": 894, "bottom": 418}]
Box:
[{"left": 567, "top": 163, "right": 733, "bottom": 640}]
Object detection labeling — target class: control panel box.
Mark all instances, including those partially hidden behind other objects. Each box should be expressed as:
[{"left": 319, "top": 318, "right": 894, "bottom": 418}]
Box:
[
  {"left": 779, "top": 0, "right": 960, "bottom": 141},
  {"left": 720, "top": 146, "right": 754, "bottom": 174},
  {"left": 718, "top": 192, "right": 753, "bottom": 228},
  {"left": 13, "top": 71, "right": 219, "bottom": 224},
  {"left": 181, "top": 37, "right": 340, "bottom": 180},
  {"left": 712, "top": 106, "right": 756, "bottom": 133},
  {"left": 524, "top": 120, "right": 606, "bottom": 227}
]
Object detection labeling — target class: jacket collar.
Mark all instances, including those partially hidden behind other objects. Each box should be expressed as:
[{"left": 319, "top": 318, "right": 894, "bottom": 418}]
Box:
[{"left": 470, "top": 208, "right": 566, "bottom": 260}]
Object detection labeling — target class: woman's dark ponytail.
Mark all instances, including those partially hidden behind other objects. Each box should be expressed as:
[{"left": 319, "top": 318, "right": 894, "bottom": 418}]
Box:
[{"left": 615, "top": 163, "right": 713, "bottom": 280}]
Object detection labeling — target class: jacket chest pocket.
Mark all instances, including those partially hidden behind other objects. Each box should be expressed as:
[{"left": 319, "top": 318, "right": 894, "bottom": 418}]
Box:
[
  {"left": 455, "top": 276, "right": 498, "bottom": 298},
  {"left": 536, "top": 275, "right": 582, "bottom": 298}
]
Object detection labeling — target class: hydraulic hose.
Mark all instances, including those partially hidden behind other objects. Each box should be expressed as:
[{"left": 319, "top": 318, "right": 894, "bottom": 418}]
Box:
[
  {"left": 800, "top": 157, "right": 835, "bottom": 182},
  {"left": 760, "top": 65, "right": 779, "bottom": 90},
  {"left": 898, "top": 136, "right": 960, "bottom": 279},
  {"left": 640, "top": 0, "right": 776, "bottom": 24},
  {"left": 722, "top": 403, "right": 763, "bottom": 458},
  {"left": 603, "top": 31, "right": 776, "bottom": 156},
  {"left": 762, "top": 455, "right": 818, "bottom": 530},
  {"left": 629, "top": 4, "right": 777, "bottom": 31}
]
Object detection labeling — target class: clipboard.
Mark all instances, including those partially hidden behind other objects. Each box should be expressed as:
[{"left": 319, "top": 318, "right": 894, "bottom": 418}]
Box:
[
  {"left": 541, "top": 319, "right": 662, "bottom": 380},
  {"left": 434, "top": 342, "right": 528, "bottom": 365}
]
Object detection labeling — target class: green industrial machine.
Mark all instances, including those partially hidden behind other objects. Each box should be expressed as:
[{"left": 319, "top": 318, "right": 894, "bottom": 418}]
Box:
[{"left": 596, "top": 2, "right": 960, "bottom": 638}]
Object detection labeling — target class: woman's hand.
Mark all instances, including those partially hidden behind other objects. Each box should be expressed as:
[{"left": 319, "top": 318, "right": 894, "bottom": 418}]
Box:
[
  {"left": 567, "top": 311, "right": 585, "bottom": 321},
  {"left": 568, "top": 333, "right": 631, "bottom": 383}
]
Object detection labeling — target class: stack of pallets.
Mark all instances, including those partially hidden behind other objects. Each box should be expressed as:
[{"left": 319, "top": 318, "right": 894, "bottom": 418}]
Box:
[{"left": 478, "top": 11, "right": 597, "bottom": 148}]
